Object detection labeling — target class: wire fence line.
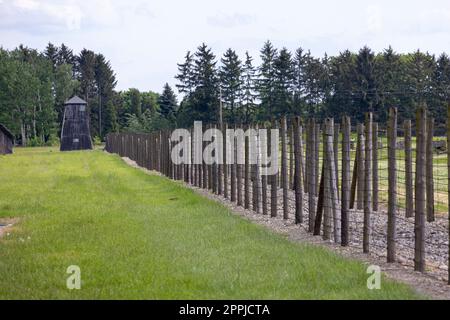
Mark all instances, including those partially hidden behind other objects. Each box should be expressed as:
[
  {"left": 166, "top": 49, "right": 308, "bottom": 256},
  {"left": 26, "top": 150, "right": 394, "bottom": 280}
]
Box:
[{"left": 105, "top": 106, "right": 450, "bottom": 285}]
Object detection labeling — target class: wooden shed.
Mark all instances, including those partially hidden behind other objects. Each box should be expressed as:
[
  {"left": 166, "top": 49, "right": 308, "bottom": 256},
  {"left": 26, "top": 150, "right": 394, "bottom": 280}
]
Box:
[
  {"left": 0, "top": 123, "right": 14, "bottom": 155},
  {"left": 60, "top": 96, "right": 93, "bottom": 151}
]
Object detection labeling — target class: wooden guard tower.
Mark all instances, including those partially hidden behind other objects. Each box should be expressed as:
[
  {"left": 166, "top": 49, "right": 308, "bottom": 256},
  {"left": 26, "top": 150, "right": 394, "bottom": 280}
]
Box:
[{"left": 60, "top": 96, "right": 93, "bottom": 151}]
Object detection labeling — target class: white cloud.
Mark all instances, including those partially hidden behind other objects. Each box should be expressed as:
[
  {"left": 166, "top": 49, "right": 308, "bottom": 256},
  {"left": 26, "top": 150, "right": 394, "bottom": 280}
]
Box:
[
  {"left": 14, "top": 0, "right": 39, "bottom": 10},
  {"left": 366, "top": 5, "right": 383, "bottom": 33},
  {"left": 41, "top": 2, "right": 83, "bottom": 30},
  {"left": 1, "top": 0, "right": 450, "bottom": 92},
  {"left": 207, "top": 12, "right": 255, "bottom": 28},
  {"left": 418, "top": 9, "right": 450, "bottom": 34}
]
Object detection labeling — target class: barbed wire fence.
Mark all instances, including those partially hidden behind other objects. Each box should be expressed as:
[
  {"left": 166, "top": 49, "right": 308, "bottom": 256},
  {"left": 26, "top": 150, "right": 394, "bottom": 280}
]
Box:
[{"left": 105, "top": 105, "right": 450, "bottom": 285}]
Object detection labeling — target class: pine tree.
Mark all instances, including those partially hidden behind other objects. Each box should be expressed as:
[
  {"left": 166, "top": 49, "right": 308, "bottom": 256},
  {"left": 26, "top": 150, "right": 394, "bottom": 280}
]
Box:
[
  {"left": 292, "top": 47, "right": 308, "bottom": 115},
  {"left": 404, "top": 50, "right": 436, "bottom": 117},
  {"left": 44, "top": 42, "right": 58, "bottom": 70},
  {"left": 328, "top": 50, "right": 357, "bottom": 117},
  {"left": 158, "top": 83, "right": 178, "bottom": 123},
  {"left": 355, "top": 46, "right": 378, "bottom": 118},
  {"left": 141, "top": 91, "right": 159, "bottom": 115},
  {"left": 175, "top": 51, "right": 195, "bottom": 96},
  {"left": 191, "top": 43, "right": 219, "bottom": 123},
  {"left": 57, "top": 43, "right": 75, "bottom": 77},
  {"left": 57, "top": 43, "right": 75, "bottom": 66},
  {"left": 432, "top": 53, "right": 450, "bottom": 120},
  {"left": 273, "top": 47, "right": 294, "bottom": 117},
  {"left": 376, "top": 46, "right": 402, "bottom": 122},
  {"left": 240, "top": 52, "right": 257, "bottom": 124},
  {"left": 95, "top": 53, "right": 117, "bottom": 137},
  {"left": 128, "top": 88, "right": 142, "bottom": 117},
  {"left": 219, "top": 48, "right": 242, "bottom": 123},
  {"left": 54, "top": 63, "right": 79, "bottom": 127},
  {"left": 258, "top": 40, "right": 278, "bottom": 120},
  {"left": 303, "top": 51, "right": 326, "bottom": 116},
  {"left": 77, "top": 49, "right": 96, "bottom": 102}
]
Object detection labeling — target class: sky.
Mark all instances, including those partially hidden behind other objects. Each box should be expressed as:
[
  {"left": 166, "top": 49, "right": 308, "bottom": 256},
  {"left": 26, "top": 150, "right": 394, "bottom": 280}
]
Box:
[{"left": 1, "top": 0, "right": 450, "bottom": 93}]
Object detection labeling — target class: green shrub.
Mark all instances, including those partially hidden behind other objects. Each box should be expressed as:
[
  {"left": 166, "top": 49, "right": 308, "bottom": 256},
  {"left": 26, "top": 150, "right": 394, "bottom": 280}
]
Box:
[
  {"left": 28, "top": 137, "right": 45, "bottom": 147},
  {"left": 93, "top": 136, "right": 103, "bottom": 146},
  {"left": 45, "top": 134, "right": 60, "bottom": 147}
]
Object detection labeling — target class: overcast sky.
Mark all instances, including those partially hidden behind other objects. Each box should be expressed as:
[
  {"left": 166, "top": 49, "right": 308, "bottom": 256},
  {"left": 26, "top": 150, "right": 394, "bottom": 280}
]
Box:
[{"left": 1, "top": 0, "right": 450, "bottom": 93}]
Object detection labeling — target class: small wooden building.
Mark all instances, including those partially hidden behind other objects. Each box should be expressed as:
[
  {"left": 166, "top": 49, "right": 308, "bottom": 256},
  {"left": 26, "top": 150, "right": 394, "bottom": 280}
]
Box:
[
  {"left": 60, "top": 96, "right": 93, "bottom": 151},
  {"left": 0, "top": 123, "right": 14, "bottom": 155}
]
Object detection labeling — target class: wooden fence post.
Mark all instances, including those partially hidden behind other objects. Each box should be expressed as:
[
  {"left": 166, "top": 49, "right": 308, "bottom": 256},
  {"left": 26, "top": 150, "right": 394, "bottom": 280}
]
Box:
[
  {"left": 415, "top": 105, "right": 427, "bottom": 273},
  {"left": 313, "top": 164, "right": 325, "bottom": 236},
  {"left": 308, "top": 119, "right": 317, "bottom": 232},
  {"left": 166, "top": 134, "right": 171, "bottom": 177},
  {"left": 213, "top": 128, "right": 218, "bottom": 191},
  {"left": 218, "top": 124, "right": 223, "bottom": 194},
  {"left": 146, "top": 135, "right": 150, "bottom": 170},
  {"left": 157, "top": 132, "right": 161, "bottom": 173},
  {"left": 387, "top": 108, "right": 397, "bottom": 262},
  {"left": 236, "top": 125, "right": 243, "bottom": 206},
  {"left": 202, "top": 125, "right": 208, "bottom": 189},
  {"left": 294, "top": 117, "right": 303, "bottom": 224},
  {"left": 350, "top": 139, "right": 358, "bottom": 210},
  {"left": 166, "top": 131, "right": 170, "bottom": 177},
  {"left": 186, "top": 132, "right": 191, "bottom": 183},
  {"left": 270, "top": 121, "right": 279, "bottom": 218},
  {"left": 281, "top": 117, "right": 289, "bottom": 219},
  {"left": 305, "top": 120, "right": 310, "bottom": 194},
  {"left": 144, "top": 136, "right": 148, "bottom": 170},
  {"left": 289, "top": 122, "right": 294, "bottom": 190},
  {"left": 324, "top": 118, "right": 340, "bottom": 243},
  {"left": 195, "top": 127, "right": 200, "bottom": 187},
  {"left": 244, "top": 125, "right": 250, "bottom": 209},
  {"left": 158, "top": 132, "right": 161, "bottom": 174},
  {"left": 149, "top": 133, "right": 153, "bottom": 170},
  {"left": 426, "top": 117, "right": 435, "bottom": 222},
  {"left": 315, "top": 123, "right": 320, "bottom": 195},
  {"left": 223, "top": 124, "right": 228, "bottom": 198},
  {"left": 300, "top": 127, "right": 306, "bottom": 194},
  {"left": 253, "top": 125, "right": 261, "bottom": 214},
  {"left": 322, "top": 120, "right": 331, "bottom": 241},
  {"left": 168, "top": 132, "right": 173, "bottom": 178},
  {"left": 333, "top": 123, "right": 340, "bottom": 200},
  {"left": 262, "top": 124, "right": 268, "bottom": 215},
  {"left": 404, "top": 119, "right": 414, "bottom": 218},
  {"left": 230, "top": 125, "right": 237, "bottom": 202},
  {"left": 363, "top": 113, "right": 372, "bottom": 254},
  {"left": 372, "top": 122, "right": 378, "bottom": 212},
  {"left": 357, "top": 123, "right": 365, "bottom": 211},
  {"left": 208, "top": 125, "right": 213, "bottom": 190},
  {"left": 161, "top": 132, "right": 165, "bottom": 176},
  {"left": 341, "top": 116, "right": 351, "bottom": 246},
  {"left": 158, "top": 133, "right": 162, "bottom": 175}
]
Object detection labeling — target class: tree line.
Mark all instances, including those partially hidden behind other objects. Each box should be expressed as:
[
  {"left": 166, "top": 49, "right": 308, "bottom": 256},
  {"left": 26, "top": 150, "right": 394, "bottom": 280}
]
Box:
[
  {"left": 0, "top": 43, "right": 178, "bottom": 145},
  {"left": 2, "top": 41, "right": 450, "bottom": 145},
  {"left": 175, "top": 41, "right": 450, "bottom": 129}
]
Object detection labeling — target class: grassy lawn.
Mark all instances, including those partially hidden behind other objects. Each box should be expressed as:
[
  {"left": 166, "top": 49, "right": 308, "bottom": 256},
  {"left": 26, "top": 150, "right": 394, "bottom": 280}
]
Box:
[{"left": 0, "top": 147, "right": 421, "bottom": 299}]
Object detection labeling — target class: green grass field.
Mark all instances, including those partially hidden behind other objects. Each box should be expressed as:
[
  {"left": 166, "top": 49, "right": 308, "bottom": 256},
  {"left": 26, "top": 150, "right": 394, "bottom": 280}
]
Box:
[{"left": 0, "top": 148, "right": 421, "bottom": 299}]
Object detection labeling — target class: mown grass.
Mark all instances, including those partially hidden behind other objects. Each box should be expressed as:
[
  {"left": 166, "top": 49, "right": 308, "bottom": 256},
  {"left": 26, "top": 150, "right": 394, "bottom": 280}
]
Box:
[{"left": 0, "top": 147, "right": 421, "bottom": 299}]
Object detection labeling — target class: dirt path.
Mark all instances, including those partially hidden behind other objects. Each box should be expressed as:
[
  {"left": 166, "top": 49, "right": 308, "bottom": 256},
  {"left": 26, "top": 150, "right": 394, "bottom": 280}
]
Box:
[{"left": 120, "top": 156, "right": 450, "bottom": 300}]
